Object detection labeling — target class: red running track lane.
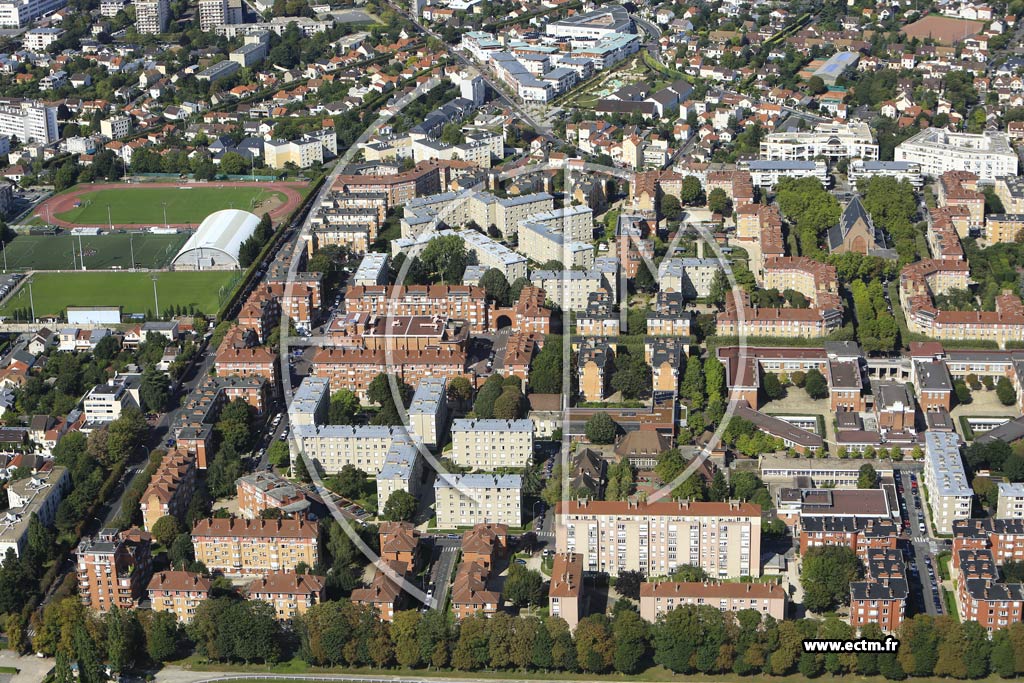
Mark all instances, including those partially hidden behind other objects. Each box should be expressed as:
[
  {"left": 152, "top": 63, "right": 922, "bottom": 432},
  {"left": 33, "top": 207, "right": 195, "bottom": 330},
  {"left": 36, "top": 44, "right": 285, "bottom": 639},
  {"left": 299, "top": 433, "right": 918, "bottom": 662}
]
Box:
[{"left": 33, "top": 181, "right": 309, "bottom": 229}]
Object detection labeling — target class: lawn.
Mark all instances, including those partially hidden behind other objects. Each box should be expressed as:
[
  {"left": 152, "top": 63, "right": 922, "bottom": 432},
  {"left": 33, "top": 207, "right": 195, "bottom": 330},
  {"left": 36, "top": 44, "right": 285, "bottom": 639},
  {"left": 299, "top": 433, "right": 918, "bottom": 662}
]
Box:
[
  {"left": 54, "top": 186, "right": 287, "bottom": 226},
  {"left": 0, "top": 233, "right": 189, "bottom": 270},
  {"left": 0, "top": 271, "right": 241, "bottom": 319}
]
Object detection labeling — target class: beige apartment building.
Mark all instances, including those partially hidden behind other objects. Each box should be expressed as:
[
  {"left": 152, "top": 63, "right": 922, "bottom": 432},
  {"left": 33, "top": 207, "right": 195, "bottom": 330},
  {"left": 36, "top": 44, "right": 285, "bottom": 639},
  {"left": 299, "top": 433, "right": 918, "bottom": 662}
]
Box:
[
  {"left": 265, "top": 138, "right": 323, "bottom": 170},
  {"left": 192, "top": 518, "right": 319, "bottom": 576},
  {"left": 147, "top": 571, "right": 211, "bottom": 623},
  {"left": 555, "top": 499, "right": 762, "bottom": 578},
  {"left": 450, "top": 418, "right": 534, "bottom": 470},
  {"left": 639, "top": 581, "right": 787, "bottom": 622},
  {"left": 246, "top": 571, "right": 326, "bottom": 620},
  {"left": 434, "top": 474, "right": 522, "bottom": 528},
  {"left": 293, "top": 424, "right": 407, "bottom": 473},
  {"left": 549, "top": 552, "right": 585, "bottom": 630}
]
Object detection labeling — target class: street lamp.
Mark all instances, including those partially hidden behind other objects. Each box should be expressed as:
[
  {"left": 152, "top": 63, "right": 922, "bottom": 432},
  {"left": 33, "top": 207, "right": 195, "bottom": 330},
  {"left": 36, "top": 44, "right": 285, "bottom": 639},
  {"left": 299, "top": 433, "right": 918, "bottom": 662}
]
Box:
[{"left": 151, "top": 275, "right": 160, "bottom": 318}]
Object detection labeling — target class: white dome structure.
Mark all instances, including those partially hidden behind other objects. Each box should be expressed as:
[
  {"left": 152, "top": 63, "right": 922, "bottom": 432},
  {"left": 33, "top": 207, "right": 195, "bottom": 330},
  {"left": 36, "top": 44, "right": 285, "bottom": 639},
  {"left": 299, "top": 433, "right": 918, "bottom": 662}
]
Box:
[{"left": 172, "top": 209, "right": 261, "bottom": 270}]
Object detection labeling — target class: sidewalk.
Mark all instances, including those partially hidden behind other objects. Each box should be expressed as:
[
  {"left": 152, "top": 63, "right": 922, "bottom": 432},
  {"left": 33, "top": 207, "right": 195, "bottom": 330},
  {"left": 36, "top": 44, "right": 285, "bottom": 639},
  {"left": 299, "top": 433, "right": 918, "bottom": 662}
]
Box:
[{"left": 0, "top": 651, "right": 54, "bottom": 683}]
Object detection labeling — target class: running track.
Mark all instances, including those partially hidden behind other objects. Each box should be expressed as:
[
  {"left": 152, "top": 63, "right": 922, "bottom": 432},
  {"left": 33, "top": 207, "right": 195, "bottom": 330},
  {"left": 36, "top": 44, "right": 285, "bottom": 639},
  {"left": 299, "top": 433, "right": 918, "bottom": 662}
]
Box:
[{"left": 35, "top": 181, "right": 309, "bottom": 229}]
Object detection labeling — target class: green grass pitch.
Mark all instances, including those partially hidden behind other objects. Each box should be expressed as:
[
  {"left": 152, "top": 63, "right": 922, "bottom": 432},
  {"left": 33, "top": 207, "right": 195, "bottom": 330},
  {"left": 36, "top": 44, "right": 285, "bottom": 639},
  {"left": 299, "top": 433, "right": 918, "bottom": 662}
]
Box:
[
  {"left": 53, "top": 187, "right": 287, "bottom": 226},
  {"left": 0, "top": 271, "right": 241, "bottom": 319},
  {"left": 0, "top": 233, "right": 190, "bottom": 270}
]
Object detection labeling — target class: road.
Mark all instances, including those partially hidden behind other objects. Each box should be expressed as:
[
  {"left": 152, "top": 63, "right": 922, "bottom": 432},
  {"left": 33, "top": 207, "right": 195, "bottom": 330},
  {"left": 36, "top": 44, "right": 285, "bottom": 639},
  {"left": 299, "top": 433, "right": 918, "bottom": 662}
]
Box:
[
  {"left": 425, "top": 537, "right": 460, "bottom": 610},
  {"left": 896, "top": 470, "right": 945, "bottom": 617}
]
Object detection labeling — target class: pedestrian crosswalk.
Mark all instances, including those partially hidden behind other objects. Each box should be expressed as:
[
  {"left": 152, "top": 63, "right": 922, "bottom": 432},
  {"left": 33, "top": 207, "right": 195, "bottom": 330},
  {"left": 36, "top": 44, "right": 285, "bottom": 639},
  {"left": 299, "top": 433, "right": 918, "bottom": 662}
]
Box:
[{"left": 912, "top": 536, "right": 930, "bottom": 543}]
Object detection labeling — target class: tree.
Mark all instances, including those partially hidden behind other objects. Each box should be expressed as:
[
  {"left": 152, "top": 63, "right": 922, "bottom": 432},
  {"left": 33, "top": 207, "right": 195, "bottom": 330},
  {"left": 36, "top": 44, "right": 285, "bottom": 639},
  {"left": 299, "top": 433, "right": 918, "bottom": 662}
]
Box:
[
  {"left": 634, "top": 261, "right": 656, "bottom": 293},
  {"left": 473, "top": 374, "right": 506, "bottom": 419},
  {"left": 612, "top": 608, "right": 648, "bottom": 674},
  {"left": 801, "top": 545, "right": 862, "bottom": 613},
  {"left": 807, "top": 75, "right": 827, "bottom": 94},
  {"left": 670, "top": 564, "right": 709, "bottom": 582},
  {"left": 679, "top": 175, "right": 704, "bottom": 205},
  {"left": 479, "top": 268, "right": 511, "bottom": 306},
  {"left": 140, "top": 367, "right": 170, "bottom": 412},
  {"left": 954, "top": 379, "right": 973, "bottom": 405},
  {"left": 707, "top": 187, "right": 730, "bottom": 215},
  {"left": 762, "top": 373, "right": 786, "bottom": 400},
  {"left": 804, "top": 369, "right": 828, "bottom": 399},
  {"left": 707, "top": 269, "right": 728, "bottom": 308},
  {"left": 105, "top": 607, "right": 141, "bottom": 674},
  {"left": 575, "top": 614, "right": 614, "bottom": 673},
  {"left": 613, "top": 570, "right": 644, "bottom": 599},
  {"left": 266, "top": 440, "right": 290, "bottom": 468},
  {"left": 329, "top": 389, "right": 360, "bottom": 424},
  {"left": 661, "top": 194, "right": 683, "bottom": 221},
  {"left": 382, "top": 489, "right": 417, "bottom": 522},
  {"left": 585, "top": 413, "right": 617, "bottom": 444},
  {"left": 219, "top": 151, "right": 248, "bottom": 175},
  {"left": 492, "top": 386, "right": 525, "bottom": 420},
  {"left": 503, "top": 564, "right": 544, "bottom": 607},
  {"left": 529, "top": 336, "right": 563, "bottom": 394},
  {"left": 610, "top": 351, "right": 651, "bottom": 400},
  {"left": 151, "top": 515, "right": 181, "bottom": 547},
  {"left": 447, "top": 376, "right": 473, "bottom": 403},
  {"left": 145, "top": 611, "right": 180, "bottom": 662},
  {"left": 857, "top": 463, "right": 878, "bottom": 489},
  {"left": 420, "top": 234, "right": 467, "bottom": 283},
  {"left": 330, "top": 464, "right": 368, "bottom": 500},
  {"left": 998, "top": 376, "right": 1017, "bottom": 406}
]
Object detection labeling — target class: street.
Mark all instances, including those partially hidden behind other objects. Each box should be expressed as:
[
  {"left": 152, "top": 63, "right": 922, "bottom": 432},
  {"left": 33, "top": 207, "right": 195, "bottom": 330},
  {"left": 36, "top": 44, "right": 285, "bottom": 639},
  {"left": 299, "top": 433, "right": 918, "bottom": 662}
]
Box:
[{"left": 896, "top": 470, "right": 946, "bottom": 617}]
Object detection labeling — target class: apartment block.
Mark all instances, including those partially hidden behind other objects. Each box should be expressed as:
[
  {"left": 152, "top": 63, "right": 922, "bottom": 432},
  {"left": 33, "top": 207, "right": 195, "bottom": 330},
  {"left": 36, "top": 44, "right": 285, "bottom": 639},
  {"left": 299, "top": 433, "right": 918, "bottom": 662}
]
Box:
[
  {"left": 147, "top": 571, "right": 211, "bottom": 623},
  {"left": 450, "top": 418, "right": 534, "bottom": 470},
  {"left": 895, "top": 129, "right": 1018, "bottom": 181},
  {"left": 657, "top": 257, "right": 719, "bottom": 298},
  {"left": 351, "top": 560, "right": 408, "bottom": 620},
  {"left": 236, "top": 471, "right": 313, "bottom": 519},
  {"left": 434, "top": 474, "right": 522, "bottom": 528},
  {"left": 191, "top": 517, "right": 319, "bottom": 576},
  {"left": 639, "top": 581, "right": 786, "bottom": 622},
  {"left": 140, "top": 450, "right": 196, "bottom": 532},
  {"left": 556, "top": 499, "right": 762, "bottom": 578},
  {"left": 246, "top": 571, "right": 326, "bottom": 620},
  {"left": 408, "top": 376, "right": 448, "bottom": 450},
  {"left": 923, "top": 431, "right": 972, "bottom": 534},
  {"left": 76, "top": 527, "right": 153, "bottom": 613},
  {"left": 549, "top": 552, "right": 585, "bottom": 630},
  {"left": 955, "top": 548, "right": 1024, "bottom": 632},
  {"left": 293, "top": 423, "right": 410, "bottom": 473},
  {"left": 998, "top": 482, "right": 1024, "bottom": 520},
  {"left": 849, "top": 549, "right": 908, "bottom": 633},
  {"left": 760, "top": 121, "right": 878, "bottom": 162},
  {"left": 343, "top": 285, "right": 488, "bottom": 333},
  {"left": 799, "top": 518, "right": 899, "bottom": 559}
]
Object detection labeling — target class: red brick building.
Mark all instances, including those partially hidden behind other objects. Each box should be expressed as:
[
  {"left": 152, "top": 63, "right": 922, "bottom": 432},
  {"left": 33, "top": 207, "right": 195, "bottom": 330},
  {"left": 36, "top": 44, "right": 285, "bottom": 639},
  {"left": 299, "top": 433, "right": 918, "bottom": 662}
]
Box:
[{"left": 849, "top": 549, "right": 908, "bottom": 632}]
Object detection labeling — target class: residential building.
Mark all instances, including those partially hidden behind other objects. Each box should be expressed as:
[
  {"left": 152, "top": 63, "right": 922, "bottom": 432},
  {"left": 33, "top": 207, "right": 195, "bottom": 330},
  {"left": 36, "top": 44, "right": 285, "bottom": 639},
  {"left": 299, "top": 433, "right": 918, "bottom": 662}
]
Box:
[
  {"left": 140, "top": 450, "right": 197, "bottom": 531},
  {"left": 849, "top": 549, "right": 908, "bottom": 632},
  {"left": 0, "top": 99, "right": 58, "bottom": 143},
  {"left": 83, "top": 376, "right": 140, "bottom": 424},
  {"left": 191, "top": 517, "right": 319, "bottom": 576},
  {"left": 799, "top": 518, "right": 900, "bottom": 559},
  {"left": 147, "top": 571, "right": 211, "bottom": 623},
  {"left": 848, "top": 160, "right": 924, "bottom": 188},
  {"left": 555, "top": 499, "right": 762, "bottom": 578},
  {"left": 998, "top": 482, "right": 1024, "bottom": 519},
  {"left": 895, "top": 129, "right": 1018, "bottom": 181},
  {"left": 352, "top": 252, "right": 389, "bottom": 286},
  {"left": 0, "top": 0, "right": 67, "bottom": 28},
  {"left": 451, "top": 560, "right": 500, "bottom": 619},
  {"left": 343, "top": 285, "right": 488, "bottom": 333},
  {"left": 657, "top": 257, "right": 719, "bottom": 298},
  {"left": 0, "top": 466, "right": 70, "bottom": 558},
  {"left": 923, "top": 431, "right": 972, "bottom": 534},
  {"left": 135, "top": 0, "right": 168, "bottom": 33},
  {"left": 351, "top": 560, "right": 408, "bottom": 620},
  {"left": 639, "top": 581, "right": 787, "bottom": 622},
  {"left": 236, "top": 471, "right": 313, "bottom": 519},
  {"left": 759, "top": 121, "right": 878, "bottom": 162},
  {"left": 408, "top": 376, "right": 448, "bottom": 450},
  {"left": 955, "top": 548, "right": 1024, "bottom": 632},
  {"left": 549, "top": 553, "right": 585, "bottom": 630},
  {"left": 742, "top": 159, "right": 828, "bottom": 188},
  {"left": 246, "top": 572, "right": 326, "bottom": 620},
  {"left": 434, "top": 474, "right": 522, "bottom": 527},
  {"left": 76, "top": 527, "right": 153, "bottom": 613},
  {"left": 450, "top": 418, "right": 534, "bottom": 470},
  {"left": 198, "top": 0, "right": 241, "bottom": 31}
]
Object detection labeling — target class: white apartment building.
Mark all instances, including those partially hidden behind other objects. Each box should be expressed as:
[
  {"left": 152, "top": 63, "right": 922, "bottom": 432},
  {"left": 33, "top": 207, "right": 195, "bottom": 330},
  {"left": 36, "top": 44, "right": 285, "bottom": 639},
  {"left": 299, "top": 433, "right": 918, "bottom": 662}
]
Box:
[
  {"left": 394, "top": 228, "right": 528, "bottom": 282},
  {"left": 760, "top": 121, "right": 878, "bottom": 162},
  {"left": 742, "top": 159, "right": 828, "bottom": 188},
  {"left": 0, "top": 98, "right": 58, "bottom": 144},
  {"left": 84, "top": 379, "right": 140, "bottom": 424},
  {"left": 23, "top": 27, "right": 62, "bottom": 51},
  {"left": 450, "top": 418, "right": 533, "bottom": 470},
  {"left": 0, "top": 467, "right": 70, "bottom": 558},
  {"left": 434, "top": 474, "right": 522, "bottom": 527},
  {"left": 376, "top": 439, "right": 423, "bottom": 513},
  {"left": 408, "top": 376, "right": 448, "bottom": 450},
  {"left": 198, "top": 0, "right": 241, "bottom": 31},
  {"left": 545, "top": 4, "right": 633, "bottom": 42},
  {"left": 894, "top": 129, "right": 1019, "bottom": 181},
  {"left": 0, "top": 0, "right": 66, "bottom": 28},
  {"left": 922, "top": 431, "right": 972, "bottom": 534},
  {"left": 287, "top": 376, "right": 329, "bottom": 427},
  {"left": 556, "top": 499, "right": 762, "bottom": 578},
  {"left": 530, "top": 269, "right": 605, "bottom": 311},
  {"left": 135, "top": 0, "right": 168, "bottom": 34},
  {"left": 518, "top": 220, "right": 594, "bottom": 269},
  {"left": 352, "top": 252, "right": 389, "bottom": 286},
  {"left": 848, "top": 160, "right": 924, "bottom": 189},
  {"left": 520, "top": 205, "right": 593, "bottom": 242},
  {"left": 658, "top": 257, "right": 720, "bottom": 298},
  {"left": 998, "top": 482, "right": 1024, "bottom": 519},
  {"left": 100, "top": 115, "right": 132, "bottom": 140},
  {"left": 293, "top": 424, "right": 409, "bottom": 473}
]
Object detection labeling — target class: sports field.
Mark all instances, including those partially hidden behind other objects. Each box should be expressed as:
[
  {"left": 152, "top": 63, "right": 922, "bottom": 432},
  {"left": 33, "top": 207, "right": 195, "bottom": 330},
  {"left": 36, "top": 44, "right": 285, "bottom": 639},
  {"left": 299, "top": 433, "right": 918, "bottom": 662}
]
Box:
[
  {"left": 0, "top": 271, "right": 241, "bottom": 319},
  {"left": 51, "top": 186, "right": 287, "bottom": 226},
  {"left": 0, "top": 233, "right": 189, "bottom": 270}
]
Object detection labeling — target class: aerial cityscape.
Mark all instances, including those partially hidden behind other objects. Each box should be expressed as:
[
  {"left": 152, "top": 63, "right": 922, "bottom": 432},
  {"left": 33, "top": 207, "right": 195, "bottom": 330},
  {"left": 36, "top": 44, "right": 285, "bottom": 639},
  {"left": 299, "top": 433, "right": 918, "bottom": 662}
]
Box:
[{"left": 1, "top": 0, "right": 1024, "bottom": 680}]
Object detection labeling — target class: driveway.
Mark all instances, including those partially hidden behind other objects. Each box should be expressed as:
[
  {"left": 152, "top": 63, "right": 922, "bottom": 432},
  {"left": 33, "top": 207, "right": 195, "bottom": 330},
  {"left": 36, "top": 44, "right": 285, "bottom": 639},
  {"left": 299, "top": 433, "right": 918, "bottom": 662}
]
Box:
[{"left": 0, "top": 651, "right": 53, "bottom": 683}]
